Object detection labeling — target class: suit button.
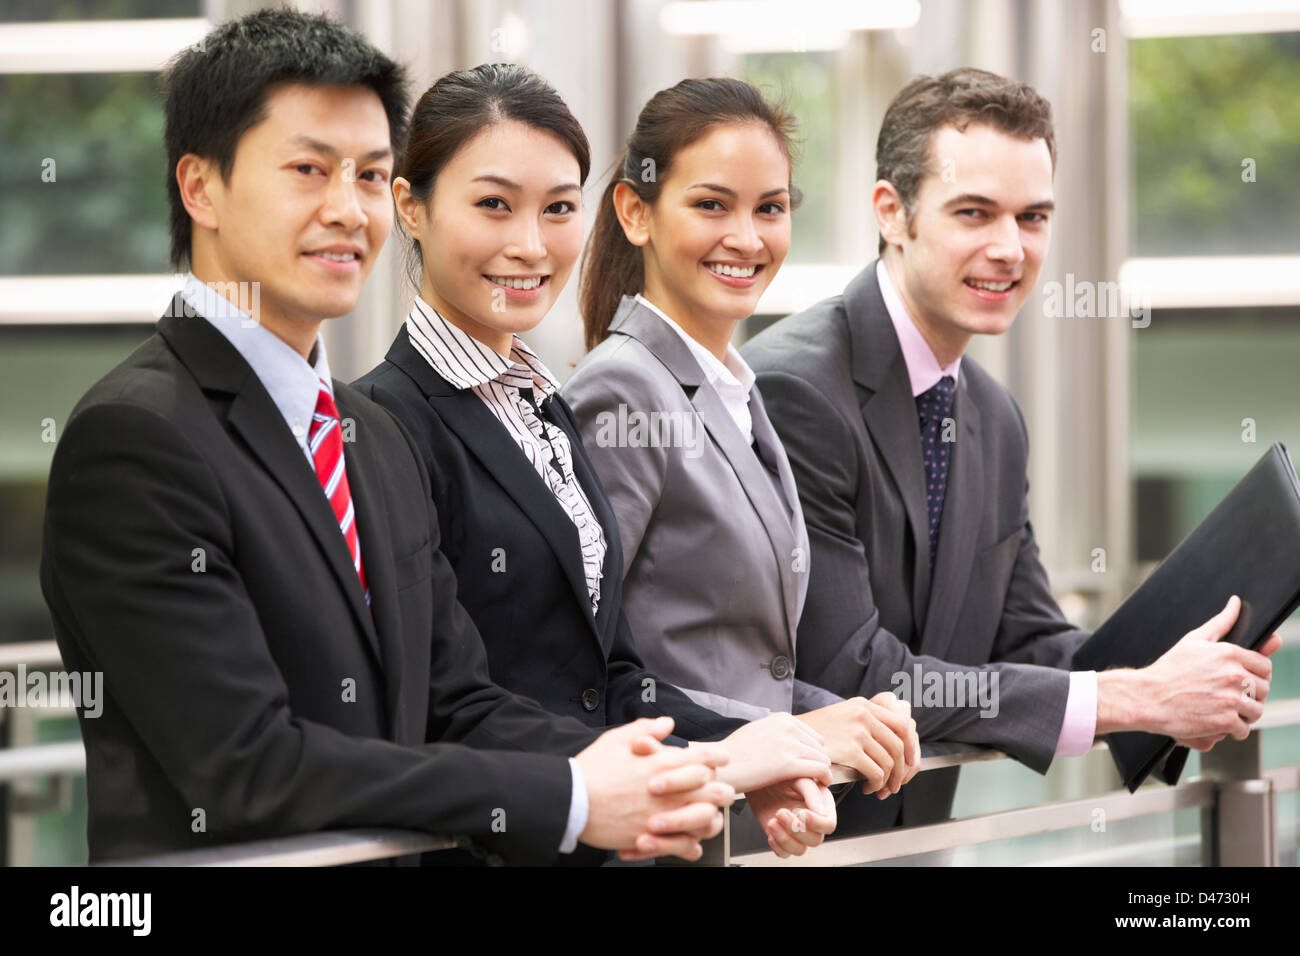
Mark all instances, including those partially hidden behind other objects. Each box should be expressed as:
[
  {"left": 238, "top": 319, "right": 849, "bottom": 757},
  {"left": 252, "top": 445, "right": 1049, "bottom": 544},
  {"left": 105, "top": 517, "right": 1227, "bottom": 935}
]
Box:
[
  {"left": 581, "top": 688, "right": 600, "bottom": 711},
  {"left": 769, "top": 655, "right": 792, "bottom": 680}
]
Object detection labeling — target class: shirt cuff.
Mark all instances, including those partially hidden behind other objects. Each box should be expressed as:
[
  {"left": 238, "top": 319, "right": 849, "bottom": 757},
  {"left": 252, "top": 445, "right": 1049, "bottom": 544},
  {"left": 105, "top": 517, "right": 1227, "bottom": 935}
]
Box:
[
  {"left": 559, "top": 757, "right": 589, "bottom": 854},
  {"left": 1054, "top": 670, "right": 1099, "bottom": 757}
]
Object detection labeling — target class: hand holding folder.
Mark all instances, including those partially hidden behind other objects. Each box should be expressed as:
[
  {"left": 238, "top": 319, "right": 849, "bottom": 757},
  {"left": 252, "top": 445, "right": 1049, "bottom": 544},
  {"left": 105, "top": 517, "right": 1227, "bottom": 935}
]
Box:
[{"left": 1074, "top": 442, "right": 1300, "bottom": 791}]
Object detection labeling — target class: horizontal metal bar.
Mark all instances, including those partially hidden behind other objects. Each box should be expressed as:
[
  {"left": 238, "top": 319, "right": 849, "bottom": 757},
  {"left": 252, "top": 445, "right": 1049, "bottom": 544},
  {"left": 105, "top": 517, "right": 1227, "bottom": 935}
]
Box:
[
  {"left": 732, "top": 780, "right": 1218, "bottom": 867},
  {"left": 0, "top": 741, "right": 85, "bottom": 783},
  {"left": 105, "top": 829, "right": 461, "bottom": 867},
  {"left": 1266, "top": 764, "right": 1300, "bottom": 794},
  {"left": 0, "top": 641, "right": 65, "bottom": 670}
]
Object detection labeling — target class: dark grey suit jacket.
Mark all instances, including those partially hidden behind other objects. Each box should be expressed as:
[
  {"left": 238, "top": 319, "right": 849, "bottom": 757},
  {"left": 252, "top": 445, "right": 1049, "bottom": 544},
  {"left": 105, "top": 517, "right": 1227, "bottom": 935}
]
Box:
[{"left": 743, "top": 263, "right": 1089, "bottom": 832}]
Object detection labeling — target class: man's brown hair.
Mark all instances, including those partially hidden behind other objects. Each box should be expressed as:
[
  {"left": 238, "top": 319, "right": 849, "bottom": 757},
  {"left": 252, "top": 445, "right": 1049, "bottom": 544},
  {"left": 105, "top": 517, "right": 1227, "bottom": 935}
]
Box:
[{"left": 875, "top": 67, "right": 1056, "bottom": 253}]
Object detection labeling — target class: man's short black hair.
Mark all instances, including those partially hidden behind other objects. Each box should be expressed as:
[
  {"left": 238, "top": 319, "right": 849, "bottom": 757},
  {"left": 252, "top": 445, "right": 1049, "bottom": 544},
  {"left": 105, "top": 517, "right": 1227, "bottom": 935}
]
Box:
[{"left": 160, "top": 8, "right": 408, "bottom": 270}]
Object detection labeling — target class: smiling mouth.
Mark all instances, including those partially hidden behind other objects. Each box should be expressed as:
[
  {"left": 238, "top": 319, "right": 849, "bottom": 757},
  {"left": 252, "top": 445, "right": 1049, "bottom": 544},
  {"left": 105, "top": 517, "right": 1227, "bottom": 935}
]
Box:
[
  {"left": 705, "top": 263, "right": 763, "bottom": 279},
  {"left": 964, "top": 278, "right": 1017, "bottom": 292},
  {"left": 305, "top": 251, "right": 361, "bottom": 262},
  {"left": 485, "top": 275, "right": 547, "bottom": 291}
]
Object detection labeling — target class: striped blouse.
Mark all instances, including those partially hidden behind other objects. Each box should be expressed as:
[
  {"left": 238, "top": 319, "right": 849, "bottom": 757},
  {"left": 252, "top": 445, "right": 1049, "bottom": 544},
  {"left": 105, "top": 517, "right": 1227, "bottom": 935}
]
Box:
[{"left": 405, "top": 296, "right": 606, "bottom": 616}]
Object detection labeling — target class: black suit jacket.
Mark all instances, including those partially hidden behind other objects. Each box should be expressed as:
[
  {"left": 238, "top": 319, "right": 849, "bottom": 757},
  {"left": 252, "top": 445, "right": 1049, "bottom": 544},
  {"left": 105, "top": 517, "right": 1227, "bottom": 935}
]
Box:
[
  {"left": 353, "top": 329, "right": 745, "bottom": 743},
  {"left": 743, "top": 263, "right": 1090, "bottom": 833},
  {"left": 40, "top": 298, "right": 600, "bottom": 865}
]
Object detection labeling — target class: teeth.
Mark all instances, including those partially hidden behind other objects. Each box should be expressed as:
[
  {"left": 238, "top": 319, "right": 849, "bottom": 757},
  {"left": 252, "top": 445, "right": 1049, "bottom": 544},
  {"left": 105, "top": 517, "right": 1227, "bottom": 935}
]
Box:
[
  {"left": 315, "top": 252, "right": 357, "bottom": 262},
  {"left": 489, "top": 276, "right": 543, "bottom": 290},
  {"left": 967, "top": 279, "right": 1013, "bottom": 292},
  {"left": 707, "top": 263, "right": 756, "bottom": 278}
]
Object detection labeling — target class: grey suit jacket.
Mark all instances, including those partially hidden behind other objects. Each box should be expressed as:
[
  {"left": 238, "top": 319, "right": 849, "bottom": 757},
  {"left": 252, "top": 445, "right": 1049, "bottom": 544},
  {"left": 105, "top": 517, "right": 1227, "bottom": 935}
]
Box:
[
  {"left": 563, "top": 296, "right": 841, "bottom": 720},
  {"left": 743, "top": 263, "right": 1090, "bottom": 831}
]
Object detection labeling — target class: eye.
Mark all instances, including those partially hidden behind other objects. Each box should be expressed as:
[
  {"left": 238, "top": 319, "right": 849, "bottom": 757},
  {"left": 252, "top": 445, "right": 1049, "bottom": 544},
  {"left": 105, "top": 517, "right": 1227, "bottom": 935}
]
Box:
[
  {"left": 294, "top": 163, "right": 323, "bottom": 176},
  {"left": 545, "top": 200, "right": 577, "bottom": 215},
  {"left": 758, "top": 201, "right": 786, "bottom": 215},
  {"left": 694, "top": 198, "right": 725, "bottom": 212},
  {"left": 477, "top": 197, "right": 510, "bottom": 212},
  {"left": 1019, "top": 211, "right": 1048, "bottom": 224},
  {"left": 360, "top": 169, "right": 390, "bottom": 184},
  {"left": 957, "top": 208, "right": 986, "bottom": 220}
]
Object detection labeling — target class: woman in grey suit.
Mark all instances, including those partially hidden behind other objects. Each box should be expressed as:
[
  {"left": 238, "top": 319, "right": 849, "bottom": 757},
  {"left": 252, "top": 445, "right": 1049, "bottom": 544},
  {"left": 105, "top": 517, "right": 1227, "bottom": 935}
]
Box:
[{"left": 563, "top": 78, "right": 922, "bottom": 816}]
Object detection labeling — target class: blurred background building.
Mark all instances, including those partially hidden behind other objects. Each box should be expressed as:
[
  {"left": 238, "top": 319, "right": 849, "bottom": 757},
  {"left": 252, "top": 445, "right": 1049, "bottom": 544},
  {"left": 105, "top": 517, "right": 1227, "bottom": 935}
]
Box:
[{"left": 1, "top": 0, "right": 1297, "bottom": 865}]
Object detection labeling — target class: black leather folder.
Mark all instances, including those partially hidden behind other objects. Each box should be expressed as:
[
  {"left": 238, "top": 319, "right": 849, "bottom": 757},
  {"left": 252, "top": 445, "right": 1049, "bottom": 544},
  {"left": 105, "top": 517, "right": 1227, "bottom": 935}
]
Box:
[{"left": 1073, "top": 442, "right": 1300, "bottom": 792}]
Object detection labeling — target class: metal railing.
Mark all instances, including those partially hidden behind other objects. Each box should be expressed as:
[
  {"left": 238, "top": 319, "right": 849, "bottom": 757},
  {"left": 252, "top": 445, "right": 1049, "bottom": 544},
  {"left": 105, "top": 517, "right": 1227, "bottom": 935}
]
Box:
[{"left": 3, "top": 636, "right": 1299, "bottom": 867}]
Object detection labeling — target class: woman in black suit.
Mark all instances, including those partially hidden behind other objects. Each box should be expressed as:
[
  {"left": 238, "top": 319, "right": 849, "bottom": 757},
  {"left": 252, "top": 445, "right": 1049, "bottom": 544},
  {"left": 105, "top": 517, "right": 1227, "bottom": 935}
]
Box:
[{"left": 353, "top": 65, "right": 834, "bottom": 857}]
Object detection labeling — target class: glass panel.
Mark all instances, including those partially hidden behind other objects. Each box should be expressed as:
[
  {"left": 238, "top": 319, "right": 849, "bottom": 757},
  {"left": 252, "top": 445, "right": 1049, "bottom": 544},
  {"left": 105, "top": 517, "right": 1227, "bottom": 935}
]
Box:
[
  {"left": 0, "top": 0, "right": 201, "bottom": 22},
  {"left": 1130, "top": 32, "right": 1300, "bottom": 256},
  {"left": 738, "top": 52, "right": 836, "bottom": 264},
  {"left": 0, "top": 72, "right": 168, "bottom": 275}
]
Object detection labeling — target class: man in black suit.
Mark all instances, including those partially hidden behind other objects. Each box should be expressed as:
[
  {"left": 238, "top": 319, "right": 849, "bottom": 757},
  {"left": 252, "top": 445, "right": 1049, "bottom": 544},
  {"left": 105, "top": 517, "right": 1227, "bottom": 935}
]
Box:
[
  {"left": 40, "top": 9, "right": 733, "bottom": 865},
  {"left": 743, "top": 68, "right": 1281, "bottom": 834}
]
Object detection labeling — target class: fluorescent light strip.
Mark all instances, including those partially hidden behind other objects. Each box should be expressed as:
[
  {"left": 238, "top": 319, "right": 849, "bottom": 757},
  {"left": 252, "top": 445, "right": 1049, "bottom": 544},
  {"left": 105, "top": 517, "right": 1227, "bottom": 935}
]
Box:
[
  {"left": 0, "top": 18, "right": 210, "bottom": 74},
  {"left": 0, "top": 275, "right": 182, "bottom": 324},
  {"left": 659, "top": 0, "right": 920, "bottom": 37},
  {"left": 1118, "top": 255, "right": 1300, "bottom": 309},
  {"left": 1120, "top": 0, "right": 1300, "bottom": 38}
]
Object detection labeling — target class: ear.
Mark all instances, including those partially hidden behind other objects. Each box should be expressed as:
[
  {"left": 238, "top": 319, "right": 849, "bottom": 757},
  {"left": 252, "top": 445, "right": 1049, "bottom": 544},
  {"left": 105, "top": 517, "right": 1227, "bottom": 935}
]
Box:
[
  {"left": 612, "top": 180, "right": 651, "bottom": 248},
  {"left": 872, "top": 179, "right": 908, "bottom": 250},
  {"left": 176, "top": 154, "right": 220, "bottom": 233},
  {"left": 392, "top": 176, "right": 425, "bottom": 239}
]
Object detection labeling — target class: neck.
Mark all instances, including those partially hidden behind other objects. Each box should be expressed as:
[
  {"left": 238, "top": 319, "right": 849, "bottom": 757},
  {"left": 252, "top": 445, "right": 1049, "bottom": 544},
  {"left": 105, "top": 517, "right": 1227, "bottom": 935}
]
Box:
[
  {"left": 881, "top": 250, "right": 969, "bottom": 368},
  {"left": 191, "top": 261, "right": 319, "bottom": 362},
  {"left": 640, "top": 285, "right": 735, "bottom": 363},
  {"left": 419, "top": 281, "right": 514, "bottom": 359}
]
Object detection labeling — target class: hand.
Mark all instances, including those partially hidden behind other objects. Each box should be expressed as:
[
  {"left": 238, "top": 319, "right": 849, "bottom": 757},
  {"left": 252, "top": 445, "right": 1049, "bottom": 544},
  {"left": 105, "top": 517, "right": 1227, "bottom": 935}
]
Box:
[
  {"left": 1174, "top": 626, "right": 1283, "bottom": 751},
  {"left": 575, "top": 716, "right": 735, "bottom": 862},
  {"left": 1099, "top": 596, "right": 1276, "bottom": 743},
  {"left": 796, "top": 694, "right": 916, "bottom": 797},
  {"left": 745, "top": 776, "right": 837, "bottom": 858},
  {"left": 698, "top": 713, "right": 831, "bottom": 794}
]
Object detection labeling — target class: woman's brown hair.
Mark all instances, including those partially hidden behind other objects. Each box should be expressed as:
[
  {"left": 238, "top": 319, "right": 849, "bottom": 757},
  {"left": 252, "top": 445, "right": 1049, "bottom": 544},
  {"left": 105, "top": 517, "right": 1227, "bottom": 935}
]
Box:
[{"left": 579, "top": 77, "right": 799, "bottom": 351}]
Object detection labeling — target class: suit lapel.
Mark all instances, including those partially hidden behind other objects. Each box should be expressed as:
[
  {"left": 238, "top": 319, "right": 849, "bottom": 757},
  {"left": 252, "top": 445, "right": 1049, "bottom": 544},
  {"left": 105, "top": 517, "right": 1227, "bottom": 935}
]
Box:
[
  {"left": 613, "top": 299, "right": 802, "bottom": 645},
  {"left": 846, "top": 270, "right": 932, "bottom": 633},
  {"left": 386, "top": 331, "right": 599, "bottom": 637},
  {"left": 335, "top": 386, "right": 406, "bottom": 734},
  {"left": 921, "top": 381, "right": 983, "bottom": 660},
  {"left": 158, "top": 306, "right": 385, "bottom": 672}
]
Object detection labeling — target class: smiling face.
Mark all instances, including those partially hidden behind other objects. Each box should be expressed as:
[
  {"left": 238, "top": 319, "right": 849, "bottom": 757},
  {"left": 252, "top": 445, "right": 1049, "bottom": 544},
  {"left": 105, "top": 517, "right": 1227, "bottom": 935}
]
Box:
[
  {"left": 395, "top": 120, "right": 584, "bottom": 357},
  {"left": 876, "top": 122, "right": 1055, "bottom": 365},
  {"left": 621, "top": 122, "right": 792, "bottom": 356},
  {"left": 184, "top": 83, "right": 395, "bottom": 355}
]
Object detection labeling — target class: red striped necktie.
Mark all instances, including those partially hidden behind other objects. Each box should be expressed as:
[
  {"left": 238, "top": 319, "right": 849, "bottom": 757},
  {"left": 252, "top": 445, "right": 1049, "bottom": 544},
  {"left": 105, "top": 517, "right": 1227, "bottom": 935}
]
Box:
[{"left": 308, "top": 379, "right": 370, "bottom": 606}]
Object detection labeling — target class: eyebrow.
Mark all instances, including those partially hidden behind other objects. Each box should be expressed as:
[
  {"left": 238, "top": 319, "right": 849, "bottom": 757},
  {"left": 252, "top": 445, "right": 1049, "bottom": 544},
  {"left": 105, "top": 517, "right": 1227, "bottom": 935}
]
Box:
[
  {"left": 687, "top": 183, "right": 790, "bottom": 200},
  {"left": 288, "top": 134, "right": 392, "bottom": 163},
  {"left": 943, "top": 192, "right": 1055, "bottom": 212},
  {"left": 472, "top": 174, "right": 581, "bottom": 195}
]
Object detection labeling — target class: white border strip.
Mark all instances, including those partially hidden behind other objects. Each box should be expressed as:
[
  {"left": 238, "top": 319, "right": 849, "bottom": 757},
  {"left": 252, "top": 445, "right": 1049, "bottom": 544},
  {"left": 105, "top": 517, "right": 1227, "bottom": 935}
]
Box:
[
  {"left": 0, "top": 275, "right": 180, "bottom": 324},
  {"left": 0, "top": 18, "right": 209, "bottom": 74}
]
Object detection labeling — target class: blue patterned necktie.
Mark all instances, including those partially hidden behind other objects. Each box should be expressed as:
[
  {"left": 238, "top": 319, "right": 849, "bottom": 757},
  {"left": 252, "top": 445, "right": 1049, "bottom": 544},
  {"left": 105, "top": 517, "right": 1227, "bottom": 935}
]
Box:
[{"left": 916, "top": 375, "right": 956, "bottom": 571}]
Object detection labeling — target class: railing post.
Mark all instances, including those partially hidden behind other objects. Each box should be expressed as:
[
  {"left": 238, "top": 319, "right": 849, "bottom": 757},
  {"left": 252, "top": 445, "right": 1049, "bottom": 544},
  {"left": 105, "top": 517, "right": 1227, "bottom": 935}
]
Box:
[{"left": 1199, "top": 732, "right": 1278, "bottom": 867}]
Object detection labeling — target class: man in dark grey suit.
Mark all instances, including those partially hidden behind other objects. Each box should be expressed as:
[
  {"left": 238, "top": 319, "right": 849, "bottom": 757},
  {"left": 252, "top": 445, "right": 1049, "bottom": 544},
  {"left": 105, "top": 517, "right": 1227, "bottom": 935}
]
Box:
[{"left": 744, "top": 68, "right": 1281, "bottom": 834}]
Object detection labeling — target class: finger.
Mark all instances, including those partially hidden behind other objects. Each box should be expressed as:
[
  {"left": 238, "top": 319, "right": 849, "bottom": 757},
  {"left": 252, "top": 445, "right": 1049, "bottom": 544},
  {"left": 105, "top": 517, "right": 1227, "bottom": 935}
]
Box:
[
  {"left": 628, "top": 735, "right": 664, "bottom": 757},
  {"left": 1235, "top": 649, "right": 1273, "bottom": 682},
  {"left": 650, "top": 802, "right": 726, "bottom": 836},
  {"left": 1258, "top": 633, "right": 1283, "bottom": 658},
  {"left": 790, "top": 779, "right": 837, "bottom": 835},
  {"left": 684, "top": 741, "right": 731, "bottom": 770},
  {"left": 1237, "top": 696, "right": 1264, "bottom": 725},
  {"left": 779, "top": 756, "right": 833, "bottom": 788},
  {"left": 1188, "top": 595, "right": 1240, "bottom": 642},
  {"left": 765, "top": 811, "right": 808, "bottom": 855},
  {"left": 648, "top": 762, "right": 715, "bottom": 796},
  {"left": 623, "top": 832, "right": 705, "bottom": 862}
]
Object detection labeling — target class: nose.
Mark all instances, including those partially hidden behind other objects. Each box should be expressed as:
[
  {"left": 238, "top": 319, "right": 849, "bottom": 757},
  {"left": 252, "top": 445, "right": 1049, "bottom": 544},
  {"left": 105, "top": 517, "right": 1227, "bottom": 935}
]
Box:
[
  {"left": 505, "top": 215, "right": 545, "bottom": 264},
  {"left": 722, "top": 213, "right": 763, "bottom": 258},
  {"left": 320, "top": 168, "right": 367, "bottom": 233},
  {"left": 986, "top": 213, "right": 1025, "bottom": 266}
]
